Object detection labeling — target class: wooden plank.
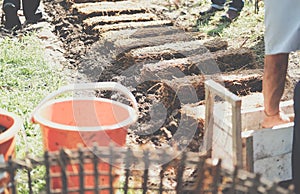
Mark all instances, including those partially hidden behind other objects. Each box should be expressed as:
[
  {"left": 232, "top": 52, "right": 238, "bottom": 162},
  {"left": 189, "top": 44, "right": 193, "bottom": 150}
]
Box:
[
  {"left": 212, "top": 121, "right": 234, "bottom": 170},
  {"left": 83, "top": 13, "right": 159, "bottom": 27},
  {"left": 211, "top": 160, "right": 222, "bottom": 194},
  {"left": 203, "top": 81, "right": 214, "bottom": 155},
  {"left": 181, "top": 92, "right": 265, "bottom": 124},
  {"left": 244, "top": 136, "right": 254, "bottom": 172},
  {"left": 212, "top": 103, "right": 239, "bottom": 170},
  {"left": 204, "top": 80, "right": 241, "bottom": 106},
  {"left": 184, "top": 93, "right": 294, "bottom": 181},
  {"left": 253, "top": 152, "right": 292, "bottom": 181},
  {"left": 241, "top": 104, "right": 294, "bottom": 182},
  {"left": 232, "top": 99, "right": 242, "bottom": 168},
  {"left": 71, "top": 1, "right": 146, "bottom": 16},
  {"left": 204, "top": 80, "right": 242, "bottom": 170},
  {"left": 251, "top": 125, "right": 293, "bottom": 160},
  {"left": 241, "top": 100, "right": 294, "bottom": 131},
  {"left": 94, "top": 20, "right": 173, "bottom": 33}
]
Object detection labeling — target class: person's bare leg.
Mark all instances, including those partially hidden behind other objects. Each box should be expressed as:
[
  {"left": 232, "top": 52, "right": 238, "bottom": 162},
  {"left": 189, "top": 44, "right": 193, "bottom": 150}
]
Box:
[{"left": 262, "top": 53, "right": 291, "bottom": 128}]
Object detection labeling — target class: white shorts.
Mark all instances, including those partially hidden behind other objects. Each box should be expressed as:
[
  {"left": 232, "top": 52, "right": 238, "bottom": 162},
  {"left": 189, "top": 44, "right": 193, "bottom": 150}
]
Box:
[{"left": 264, "top": 0, "right": 300, "bottom": 55}]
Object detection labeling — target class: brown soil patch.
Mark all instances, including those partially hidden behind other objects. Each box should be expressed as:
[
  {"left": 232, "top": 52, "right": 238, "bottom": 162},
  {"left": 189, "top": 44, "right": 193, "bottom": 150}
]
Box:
[{"left": 40, "top": 0, "right": 265, "bottom": 154}]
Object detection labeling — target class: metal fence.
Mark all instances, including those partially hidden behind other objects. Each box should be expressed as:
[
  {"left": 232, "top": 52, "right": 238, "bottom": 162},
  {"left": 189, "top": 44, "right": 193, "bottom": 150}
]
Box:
[{"left": 0, "top": 145, "right": 295, "bottom": 194}]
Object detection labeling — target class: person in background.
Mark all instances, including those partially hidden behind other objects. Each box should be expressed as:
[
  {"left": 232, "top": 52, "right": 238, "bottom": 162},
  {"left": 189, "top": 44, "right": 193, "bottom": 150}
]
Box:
[
  {"left": 2, "top": 0, "right": 42, "bottom": 30},
  {"left": 199, "top": 0, "right": 244, "bottom": 21}
]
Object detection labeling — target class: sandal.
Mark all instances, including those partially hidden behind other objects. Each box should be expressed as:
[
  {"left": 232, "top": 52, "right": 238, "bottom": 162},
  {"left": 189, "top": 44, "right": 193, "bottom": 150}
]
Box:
[{"left": 220, "top": 9, "right": 239, "bottom": 22}]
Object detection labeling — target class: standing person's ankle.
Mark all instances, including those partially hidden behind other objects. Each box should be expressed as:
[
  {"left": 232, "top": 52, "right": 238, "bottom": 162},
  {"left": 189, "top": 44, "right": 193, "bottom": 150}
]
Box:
[{"left": 262, "top": 110, "right": 291, "bottom": 128}]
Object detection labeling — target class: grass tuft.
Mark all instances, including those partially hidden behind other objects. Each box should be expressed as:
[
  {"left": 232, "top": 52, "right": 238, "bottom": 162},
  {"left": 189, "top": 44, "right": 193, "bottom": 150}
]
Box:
[{"left": 0, "top": 33, "right": 66, "bottom": 193}]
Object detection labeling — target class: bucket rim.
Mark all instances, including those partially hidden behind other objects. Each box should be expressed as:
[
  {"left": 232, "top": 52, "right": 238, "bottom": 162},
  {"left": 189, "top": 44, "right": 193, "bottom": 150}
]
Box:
[
  {"left": 0, "top": 109, "right": 22, "bottom": 143},
  {"left": 32, "top": 97, "right": 138, "bottom": 131}
]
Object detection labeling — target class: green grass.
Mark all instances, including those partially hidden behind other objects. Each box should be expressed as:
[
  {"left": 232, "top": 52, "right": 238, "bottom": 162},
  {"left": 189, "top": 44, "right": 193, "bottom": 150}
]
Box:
[{"left": 0, "top": 33, "right": 66, "bottom": 193}]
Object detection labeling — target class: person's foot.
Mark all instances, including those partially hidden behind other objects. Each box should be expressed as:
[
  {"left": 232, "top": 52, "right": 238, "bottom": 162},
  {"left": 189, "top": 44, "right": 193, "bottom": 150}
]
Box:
[
  {"left": 261, "top": 111, "right": 291, "bottom": 128},
  {"left": 2, "top": 2, "right": 21, "bottom": 30},
  {"left": 22, "top": 12, "right": 43, "bottom": 28},
  {"left": 25, "top": 11, "right": 43, "bottom": 24},
  {"left": 220, "top": 9, "right": 239, "bottom": 22},
  {"left": 200, "top": 6, "right": 224, "bottom": 16}
]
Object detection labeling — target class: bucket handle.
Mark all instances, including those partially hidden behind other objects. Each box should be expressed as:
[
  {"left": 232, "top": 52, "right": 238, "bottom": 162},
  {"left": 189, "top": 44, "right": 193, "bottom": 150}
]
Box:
[{"left": 31, "top": 82, "right": 138, "bottom": 122}]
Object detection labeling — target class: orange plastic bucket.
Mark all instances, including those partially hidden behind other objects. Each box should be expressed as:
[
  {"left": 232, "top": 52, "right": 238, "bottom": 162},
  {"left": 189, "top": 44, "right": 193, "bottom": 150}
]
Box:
[
  {"left": 31, "top": 82, "right": 138, "bottom": 193},
  {"left": 0, "top": 109, "right": 22, "bottom": 193},
  {"left": 0, "top": 110, "right": 22, "bottom": 160}
]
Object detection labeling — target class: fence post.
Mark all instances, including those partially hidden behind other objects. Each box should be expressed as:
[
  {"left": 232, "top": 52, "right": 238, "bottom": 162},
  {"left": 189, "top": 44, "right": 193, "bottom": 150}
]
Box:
[
  {"left": 25, "top": 158, "right": 33, "bottom": 194},
  {"left": 211, "top": 159, "right": 222, "bottom": 194},
  {"left": 44, "top": 151, "right": 51, "bottom": 194},
  {"left": 93, "top": 145, "right": 99, "bottom": 193},
  {"left": 142, "top": 150, "right": 150, "bottom": 194},
  {"left": 78, "top": 146, "right": 85, "bottom": 194},
  {"left": 7, "top": 156, "right": 16, "bottom": 194},
  {"left": 124, "top": 148, "right": 132, "bottom": 194},
  {"left": 176, "top": 152, "right": 186, "bottom": 193},
  {"left": 59, "top": 149, "right": 68, "bottom": 194},
  {"left": 192, "top": 157, "right": 206, "bottom": 194},
  {"left": 109, "top": 144, "right": 114, "bottom": 194},
  {"left": 159, "top": 149, "right": 168, "bottom": 194}
]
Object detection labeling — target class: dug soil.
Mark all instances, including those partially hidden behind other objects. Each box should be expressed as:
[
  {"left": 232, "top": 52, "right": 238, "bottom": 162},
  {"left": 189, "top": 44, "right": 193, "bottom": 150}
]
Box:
[
  {"left": 0, "top": 0, "right": 298, "bottom": 191},
  {"left": 1, "top": 0, "right": 298, "bottom": 153},
  {"left": 38, "top": 0, "right": 297, "bottom": 154}
]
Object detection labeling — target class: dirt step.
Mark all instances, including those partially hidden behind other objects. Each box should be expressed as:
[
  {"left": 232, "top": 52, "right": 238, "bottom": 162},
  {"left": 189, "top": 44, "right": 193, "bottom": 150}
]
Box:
[
  {"left": 98, "top": 43, "right": 248, "bottom": 83},
  {"left": 83, "top": 13, "right": 159, "bottom": 27},
  {"left": 71, "top": 1, "right": 147, "bottom": 17},
  {"left": 100, "top": 26, "right": 189, "bottom": 41},
  {"left": 113, "top": 31, "right": 199, "bottom": 51},
  {"left": 98, "top": 39, "right": 211, "bottom": 82},
  {"left": 139, "top": 48, "right": 255, "bottom": 80},
  {"left": 93, "top": 20, "right": 173, "bottom": 33},
  {"left": 203, "top": 38, "right": 228, "bottom": 52},
  {"left": 122, "top": 39, "right": 228, "bottom": 63},
  {"left": 188, "top": 48, "right": 256, "bottom": 74},
  {"left": 126, "top": 40, "right": 209, "bottom": 62},
  {"left": 140, "top": 58, "right": 195, "bottom": 80},
  {"left": 137, "top": 70, "right": 263, "bottom": 104}
]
